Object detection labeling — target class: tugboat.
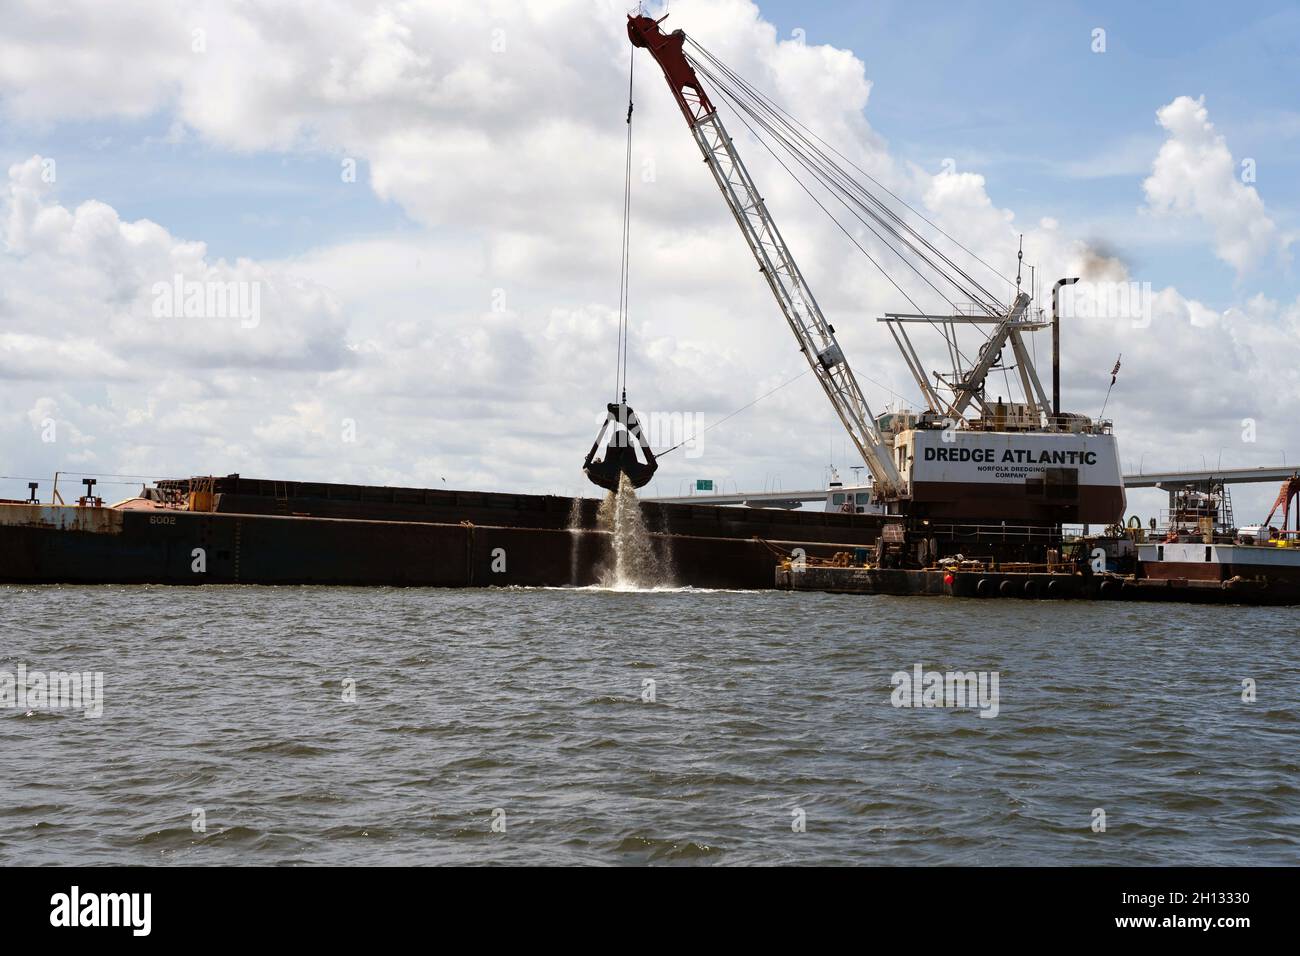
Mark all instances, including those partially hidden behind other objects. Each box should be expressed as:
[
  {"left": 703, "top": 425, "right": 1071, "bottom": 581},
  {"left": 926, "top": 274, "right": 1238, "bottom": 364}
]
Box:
[
  {"left": 823, "top": 467, "right": 888, "bottom": 515},
  {"left": 1133, "top": 474, "right": 1300, "bottom": 602}
]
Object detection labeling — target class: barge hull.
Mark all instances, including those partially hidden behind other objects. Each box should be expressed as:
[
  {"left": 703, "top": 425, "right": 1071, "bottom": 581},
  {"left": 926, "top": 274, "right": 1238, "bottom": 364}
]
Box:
[
  {"left": 0, "top": 505, "right": 853, "bottom": 589},
  {"left": 161, "top": 476, "right": 886, "bottom": 545}
]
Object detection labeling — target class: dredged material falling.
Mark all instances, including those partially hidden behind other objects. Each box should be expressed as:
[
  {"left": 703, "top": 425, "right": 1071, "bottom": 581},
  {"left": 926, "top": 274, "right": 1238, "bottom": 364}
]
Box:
[
  {"left": 566, "top": 495, "right": 584, "bottom": 585},
  {"left": 596, "top": 472, "right": 672, "bottom": 589}
]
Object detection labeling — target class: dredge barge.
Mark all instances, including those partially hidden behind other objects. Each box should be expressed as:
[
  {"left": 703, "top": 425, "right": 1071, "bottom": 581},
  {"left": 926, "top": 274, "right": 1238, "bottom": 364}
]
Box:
[
  {"left": 618, "top": 12, "right": 1126, "bottom": 574},
  {"left": 0, "top": 474, "right": 884, "bottom": 589}
]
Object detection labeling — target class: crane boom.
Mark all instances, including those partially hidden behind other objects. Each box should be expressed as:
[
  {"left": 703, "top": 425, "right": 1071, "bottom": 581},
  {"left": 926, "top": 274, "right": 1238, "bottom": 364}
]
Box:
[{"left": 627, "top": 15, "right": 903, "bottom": 496}]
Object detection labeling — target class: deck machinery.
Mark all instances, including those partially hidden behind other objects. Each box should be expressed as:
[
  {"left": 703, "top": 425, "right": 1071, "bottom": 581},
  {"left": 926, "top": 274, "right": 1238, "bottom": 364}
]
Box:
[{"left": 626, "top": 13, "right": 1124, "bottom": 565}]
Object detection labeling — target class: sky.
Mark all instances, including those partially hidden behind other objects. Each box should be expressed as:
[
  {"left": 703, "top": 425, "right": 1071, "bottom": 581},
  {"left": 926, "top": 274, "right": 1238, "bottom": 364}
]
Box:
[{"left": 1, "top": 0, "right": 1297, "bottom": 523}]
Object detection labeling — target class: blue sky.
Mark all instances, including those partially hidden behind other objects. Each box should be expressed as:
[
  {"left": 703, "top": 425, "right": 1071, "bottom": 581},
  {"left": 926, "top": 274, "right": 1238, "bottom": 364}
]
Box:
[
  {"left": 0, "top": 116, "right": 414, "bottom": 261},
  {"left": 755, "top": 0, "right": 1299, "bottom": 308}
]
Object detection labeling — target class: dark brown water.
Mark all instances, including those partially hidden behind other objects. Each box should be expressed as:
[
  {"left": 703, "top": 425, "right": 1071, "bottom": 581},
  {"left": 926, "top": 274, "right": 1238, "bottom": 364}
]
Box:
[{"left": 1, "top": 585, "right": 1296, "bottom": 865}]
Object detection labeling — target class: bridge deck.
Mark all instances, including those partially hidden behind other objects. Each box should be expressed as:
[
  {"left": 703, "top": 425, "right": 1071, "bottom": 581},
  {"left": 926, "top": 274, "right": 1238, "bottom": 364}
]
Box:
[{"left": 646, "top": 466, "right": 1296, "bottom": 506}]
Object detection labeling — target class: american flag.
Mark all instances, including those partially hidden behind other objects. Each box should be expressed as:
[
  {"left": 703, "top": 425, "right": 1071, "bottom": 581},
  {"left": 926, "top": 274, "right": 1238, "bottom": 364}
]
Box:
[{"left": 1110, "top": 355, "right": 1122, "bottom": 387}]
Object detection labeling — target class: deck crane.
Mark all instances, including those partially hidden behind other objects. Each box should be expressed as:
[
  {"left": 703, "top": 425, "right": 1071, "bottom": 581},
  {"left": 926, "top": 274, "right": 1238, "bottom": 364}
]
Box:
[
  {"left": 628, "top": 13, "right": 903, "bottom": 500},
  {"left": 627, "top": 13, "right": 1125, "bottom": 555}
]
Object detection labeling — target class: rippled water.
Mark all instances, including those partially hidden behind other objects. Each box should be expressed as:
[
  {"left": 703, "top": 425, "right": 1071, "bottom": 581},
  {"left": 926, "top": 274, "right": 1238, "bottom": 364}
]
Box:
[{"left": 1, "top": 585, "right": 1296, "bottom": 866}]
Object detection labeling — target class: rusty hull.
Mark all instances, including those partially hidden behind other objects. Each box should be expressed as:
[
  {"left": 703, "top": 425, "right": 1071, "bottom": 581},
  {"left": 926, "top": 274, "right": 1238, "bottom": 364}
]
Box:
[
  {"left": 155, "top": 475, "right": 884, "bottom": 545},
  {"left": 0, "top": 502, "right": 860, "bottom": 588}
]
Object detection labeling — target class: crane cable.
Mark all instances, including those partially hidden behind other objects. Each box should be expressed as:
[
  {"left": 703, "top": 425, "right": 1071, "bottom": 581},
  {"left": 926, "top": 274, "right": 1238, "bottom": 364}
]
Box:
[
  {"left": 687, "top": 39, "right": 1011, "bottom": 315},
  {"left": 613, "top": 47, "right": 636, "bottom": 404},
  {"left": 688, "top": 53, "right": 999, "bottom": 331},
  {"left": 654, "top": 362, "right": 926, "bottom": 459},
  {"left": 655, "top": 368, "right": 811, "bottom": 458},
  {"left": 686, "top": 55, "right": 982, "bottom": 399},
  {"left": 682, "top": 39, "right": 1040, "bottom": 407}
]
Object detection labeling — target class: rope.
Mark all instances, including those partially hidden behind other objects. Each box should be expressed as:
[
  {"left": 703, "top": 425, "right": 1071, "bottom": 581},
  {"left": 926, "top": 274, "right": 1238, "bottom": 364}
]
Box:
[
  {"left": 756, "top": 537, "right": 795, "bottom": 559},
  {"left": 654, "top": 368, "right": 811, "bottom": 457},
  {"left": 1098, "top": 353, "right": 1121, "bottom": 420},
  {"left": 614, "top": 47, "right": 636, "bottom": 403},
  {"left": 0, "top": 475, "right": 151, "bottom": 487}
]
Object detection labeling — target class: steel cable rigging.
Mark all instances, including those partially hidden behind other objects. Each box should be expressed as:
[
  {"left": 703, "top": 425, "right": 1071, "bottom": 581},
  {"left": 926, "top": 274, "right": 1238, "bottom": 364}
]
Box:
[
  {"left": 686, "top": 39, "right": 1011, "bottom": 318},
  {"left": 583, "top": 46, "right": 661, "bottom": 493},
  {"left": 614, "top": 47, "right": 636, "bottom": 404},
  {"left": 682, "top": 38, "right": 1033, "bottom": 403}
]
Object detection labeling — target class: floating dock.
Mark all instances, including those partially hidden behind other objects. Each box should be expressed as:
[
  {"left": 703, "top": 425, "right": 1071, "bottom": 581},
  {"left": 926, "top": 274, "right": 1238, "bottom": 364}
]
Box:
[{"left": 775, "top": 562, "right": 1298, "bottom": 605}]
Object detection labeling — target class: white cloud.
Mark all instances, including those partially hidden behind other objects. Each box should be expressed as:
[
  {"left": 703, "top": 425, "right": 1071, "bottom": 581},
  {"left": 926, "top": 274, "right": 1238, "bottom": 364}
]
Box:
[
  {"left": 0, "top": 1, "right": 192, "bottom": 121},
  {"left": 1142, "top": 95, "right": 1288, "bottom": 276},
  {"left": 1, "top": 155, "right": 351, "bottom": 372}
]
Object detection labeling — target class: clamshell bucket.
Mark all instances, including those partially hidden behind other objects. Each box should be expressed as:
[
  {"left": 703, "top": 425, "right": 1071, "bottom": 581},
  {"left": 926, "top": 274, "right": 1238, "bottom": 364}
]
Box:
[{"left": 583, "top": 402, "right": 659, "bottom": 492}]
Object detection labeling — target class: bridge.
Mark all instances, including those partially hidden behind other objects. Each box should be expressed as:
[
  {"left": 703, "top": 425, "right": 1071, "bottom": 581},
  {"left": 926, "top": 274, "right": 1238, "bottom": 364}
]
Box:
[
  {"left": 1119, "top": 465, "right": 1295, "bottom": 489},
  {"left": 646, "top": 465, "right": 1297, "bottom": 508}
]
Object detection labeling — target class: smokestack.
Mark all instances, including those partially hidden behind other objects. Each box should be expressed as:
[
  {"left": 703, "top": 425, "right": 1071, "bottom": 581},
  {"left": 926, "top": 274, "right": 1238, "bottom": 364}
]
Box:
[{"left": 1052, "top": 277, "right": 1080, "bottom": 424}]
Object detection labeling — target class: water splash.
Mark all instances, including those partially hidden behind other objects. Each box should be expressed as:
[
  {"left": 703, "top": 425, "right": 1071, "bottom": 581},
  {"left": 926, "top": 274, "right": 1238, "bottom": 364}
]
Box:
[
  {"left": 595, "top": 473, "right": 673, "bottom": 589},
  {"left": 566, "top": 495, "right": 584, "bottom": 585}
]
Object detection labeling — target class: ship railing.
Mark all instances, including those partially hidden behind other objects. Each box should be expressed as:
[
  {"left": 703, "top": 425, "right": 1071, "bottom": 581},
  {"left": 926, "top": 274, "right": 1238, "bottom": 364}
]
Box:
[
  {"left": 1150, "top": 523, "right": 1237, "bottom": 543},
  {"left": 950, "top": 302, "right": 997, "bottom": 318},
  {"left": 920, "top": 522, "right": 1062, "bottom": 541},
  {"left": 152, "top": 475, "right": 218, "bottom": 511}
]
